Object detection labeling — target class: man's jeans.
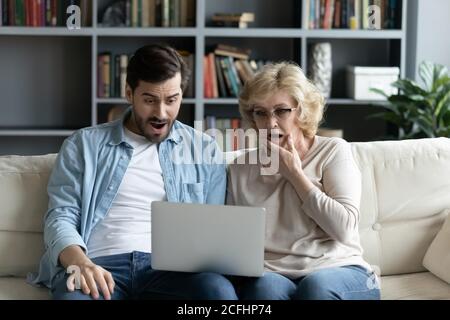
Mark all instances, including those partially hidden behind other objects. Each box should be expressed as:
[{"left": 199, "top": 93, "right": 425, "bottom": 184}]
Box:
[
  {"left": 51, "top": 251, "right": 237, "bottom": 300},
  {"left": 51, "top": 251, "right": 380, "bottom": 300}
]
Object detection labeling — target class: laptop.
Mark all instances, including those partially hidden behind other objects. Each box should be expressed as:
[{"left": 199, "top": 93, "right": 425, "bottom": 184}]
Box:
[{"left": 151, "top": 201, "right": 266, "bottom": 277}]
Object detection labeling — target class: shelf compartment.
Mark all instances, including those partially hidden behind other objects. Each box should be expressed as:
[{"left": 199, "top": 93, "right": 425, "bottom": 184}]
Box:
[
  {"left": 0, "top": 36, "right": 92, "bottom": 129},
  {"left": 307, "top": 38, "right": 401, "bottom": 99},
  {"left": 205, "top": 0, "right": 301, "bottom": 28},
  {"left": 321, "top": 104, "right": 389, "bottom": 142}
]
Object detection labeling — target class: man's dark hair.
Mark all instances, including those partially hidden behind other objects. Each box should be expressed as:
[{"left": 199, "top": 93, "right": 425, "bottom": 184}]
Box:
[{"left": 126, "top": 44, "right": 190, "bottom": 92}]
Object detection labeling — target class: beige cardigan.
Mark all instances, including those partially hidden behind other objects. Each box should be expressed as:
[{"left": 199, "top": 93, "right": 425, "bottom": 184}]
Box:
[{"left": 226, "top": 135, "right": 372, "bottom": 279}]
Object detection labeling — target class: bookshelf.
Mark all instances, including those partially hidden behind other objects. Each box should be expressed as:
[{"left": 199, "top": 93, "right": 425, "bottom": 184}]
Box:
[{"left": 0, "top": 0, "right": 408, "bottom": 155}]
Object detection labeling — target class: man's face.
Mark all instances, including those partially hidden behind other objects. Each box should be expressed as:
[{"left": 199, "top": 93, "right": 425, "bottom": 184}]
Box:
[{"left": 125, "top": 73, "right": 182, "bottom": 143}]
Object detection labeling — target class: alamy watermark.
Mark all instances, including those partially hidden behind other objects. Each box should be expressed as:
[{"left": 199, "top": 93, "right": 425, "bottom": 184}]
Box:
[
  {"left": 66, "top": 5, "right": 81, "bottom": 30},
  {"left": 66, "top": 265, "right": 81, "bottom": 290}
]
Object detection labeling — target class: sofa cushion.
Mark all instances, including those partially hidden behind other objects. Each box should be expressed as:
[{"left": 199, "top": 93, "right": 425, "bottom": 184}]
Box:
[
  {"left": 351, "top": 138, "right": 450, "bottom": 276},
  {"left": 0, "top": 154, "right": 56, "bottom": 277},
  {"left": 423, "top": 209, "right": 450, "bottom": 284},
  {"left": 0, "top": 154, "right": 56, "bottom": 233},
  {"left": 0, "top": 277, "right": 50, "bottom": 300},
  {"left": 380, "top": 272, "right": 450, "bottom": 300}
]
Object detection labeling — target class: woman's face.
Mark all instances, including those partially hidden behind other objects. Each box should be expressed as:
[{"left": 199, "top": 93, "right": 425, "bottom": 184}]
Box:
[{"left": 251, "top": 90, "right": 301, "bottom": 145}]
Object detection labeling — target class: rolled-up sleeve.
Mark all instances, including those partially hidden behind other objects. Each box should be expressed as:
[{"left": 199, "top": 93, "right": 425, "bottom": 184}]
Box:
[{"left": 44, "top": 136, "right": 87, "bottom": 267}]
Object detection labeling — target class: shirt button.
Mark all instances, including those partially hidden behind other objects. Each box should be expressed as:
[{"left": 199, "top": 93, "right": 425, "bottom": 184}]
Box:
[
  {"left": 108, "top": 186, "right": 114, "bottom": 191},
  {"left": 372, "top": 223, "right": 382, "bottom": 231}
]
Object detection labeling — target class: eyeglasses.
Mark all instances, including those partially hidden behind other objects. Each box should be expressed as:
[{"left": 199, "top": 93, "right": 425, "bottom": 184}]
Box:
[{"left": 252, "top": 107, "right": 298, "bottom": 121}]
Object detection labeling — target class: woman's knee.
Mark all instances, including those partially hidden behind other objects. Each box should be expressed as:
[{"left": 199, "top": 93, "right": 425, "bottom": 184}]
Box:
[{"left": 293, "top": 267, "right": 380, "bottom": 300}]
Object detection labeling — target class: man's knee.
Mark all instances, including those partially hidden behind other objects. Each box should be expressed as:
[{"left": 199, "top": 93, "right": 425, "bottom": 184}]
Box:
[
  {"left": 50, "top": 272, "right": 94, "bottom": 300},
  {"left": 191, "top": 272, "right": 237, "bottom": 300},
  {"left": 240, "top": 272, "right": 295, "bottom": 300}
]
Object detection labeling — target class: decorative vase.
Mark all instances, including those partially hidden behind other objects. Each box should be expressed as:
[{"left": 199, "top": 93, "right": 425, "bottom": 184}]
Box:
[{"left": 309, "top": 42, "right": 333, "bottom": 99}]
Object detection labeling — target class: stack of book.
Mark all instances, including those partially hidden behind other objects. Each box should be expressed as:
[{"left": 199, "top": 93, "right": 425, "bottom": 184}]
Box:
[
  {"left": 98, "top": 50, "right": 194, "bottom": 99},
  {"left": 303, "top": 0, "right": 400, "bottom": 30},
  {"left": 100, "top": 0, "right": 195, "bottom": 28},
  {"left": 0, "top": 0, "right": 91, "bottom": 27},
  {"left": 204, "top": 44, "right": 267, "bottom": 98},
  {"left": 211, "top": 12, "right": 255, "bottom": 28}
]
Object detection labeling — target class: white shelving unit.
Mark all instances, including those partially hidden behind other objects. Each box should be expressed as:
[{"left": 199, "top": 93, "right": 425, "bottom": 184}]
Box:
[{"left": 0, "top": 0, "right": 408, "bottom": 155}]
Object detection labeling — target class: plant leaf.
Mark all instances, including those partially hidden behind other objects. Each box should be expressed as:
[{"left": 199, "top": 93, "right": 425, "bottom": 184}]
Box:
[
  {"left": 391, "top": 79, "right": 428, "bottom": 96},
  {"left": 419, "top": 61, "right": 435, "bottom": 91}
]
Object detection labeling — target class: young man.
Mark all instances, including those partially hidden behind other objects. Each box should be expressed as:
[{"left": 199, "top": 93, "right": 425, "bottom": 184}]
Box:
[{"left": 29, "top": 44, "right": 237, "bottom": 300}]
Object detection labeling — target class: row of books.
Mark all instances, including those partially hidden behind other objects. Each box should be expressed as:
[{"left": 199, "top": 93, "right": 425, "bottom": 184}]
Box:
[
  {"left": 0, "top": 0, "right": 91, "bottom": 27},
  {"left": 100, "top": 0, "right": 195, "bottom": 28},
  {"left": 98, "top": 53, "right": 129, "bottom": 99},
  {"left": 204, "top": 116, "right": 258, "bottom": 151},
  {"left": 204, "top": 44, "right": 267, "bottom": 98},
  {"left": 97, "top": 50, "right": 194, "bottom": 99},
  {"left": 304, "top": 0, "right": 400, "bottom": 30}
]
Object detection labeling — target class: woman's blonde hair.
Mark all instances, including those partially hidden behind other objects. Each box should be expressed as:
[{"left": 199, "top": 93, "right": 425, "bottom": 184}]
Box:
[{"left": 239, "top": 62, "right": 325, "bottom": 138}]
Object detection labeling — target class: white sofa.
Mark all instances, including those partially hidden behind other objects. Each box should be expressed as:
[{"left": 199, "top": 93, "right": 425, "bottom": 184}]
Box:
[{"left": 1, "top": 137, "right": 450, "bottom": 300}]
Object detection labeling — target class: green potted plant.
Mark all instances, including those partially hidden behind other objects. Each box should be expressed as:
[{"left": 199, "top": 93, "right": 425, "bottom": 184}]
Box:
[{"left": 370, "top": 61, "right": 450, "bottom": 139}]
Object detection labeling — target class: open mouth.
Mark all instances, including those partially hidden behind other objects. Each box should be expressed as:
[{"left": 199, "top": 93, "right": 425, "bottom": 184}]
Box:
[
  {"left": 149, "top": 122, "right": 167, "bottom": 129},
  {"left": 148, "top": 121, "right": 169, "bottom": 134}
]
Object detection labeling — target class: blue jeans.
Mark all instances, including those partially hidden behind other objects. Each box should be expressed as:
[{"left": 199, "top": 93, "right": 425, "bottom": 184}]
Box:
[
  {"left": 230, "top": 265, "right": 381, "bottom": 300},
  {"left": 51, "top": 251, "right": 238, "bottom": 300}
]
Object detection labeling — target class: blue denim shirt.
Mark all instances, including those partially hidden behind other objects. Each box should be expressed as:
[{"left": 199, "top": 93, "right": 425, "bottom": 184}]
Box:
[{"left": 28, "top": 107, "right": 226, "bottom": 288}]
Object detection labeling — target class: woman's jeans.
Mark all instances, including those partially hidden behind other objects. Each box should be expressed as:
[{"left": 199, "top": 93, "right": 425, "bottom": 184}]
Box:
[{"left": 51, "top": 251, "right": 380, "bottom": 300}]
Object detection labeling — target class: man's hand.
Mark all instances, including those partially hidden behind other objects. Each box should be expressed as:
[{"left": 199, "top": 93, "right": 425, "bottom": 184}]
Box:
[
  {"left": 66, "top": 261, "right": 115, "bottom": 300},
  {"left": 60, "top": 245, "right": 115, "bottom": 300}
]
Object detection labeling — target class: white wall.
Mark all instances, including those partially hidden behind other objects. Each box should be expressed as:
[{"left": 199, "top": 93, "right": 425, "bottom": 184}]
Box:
[{"left": 407, "top": 0, "right": 450, "bottom": 81}]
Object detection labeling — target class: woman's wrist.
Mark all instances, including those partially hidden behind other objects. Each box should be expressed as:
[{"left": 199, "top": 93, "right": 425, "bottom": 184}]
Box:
[{"left": 289, "top": 169, "right": 315, "bottom": 201}]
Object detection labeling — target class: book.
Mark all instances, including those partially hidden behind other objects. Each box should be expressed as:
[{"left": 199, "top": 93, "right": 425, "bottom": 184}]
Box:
[
  {"left": 120, "top": 54, "right": 128, "bottom": 98},
  {"left": 214, "top": 44, "right": 251, "bottom": 60},
  {"left": 214, "top": 56, "right": 228, "bottom": 97},
  {"left": 212, "top": 12, "right": 255, "bottom": 28}
]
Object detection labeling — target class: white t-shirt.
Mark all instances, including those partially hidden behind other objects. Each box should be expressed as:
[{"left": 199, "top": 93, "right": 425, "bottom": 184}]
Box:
[{"left": 87, "top": 127, "right": 166, "bottom": 259}]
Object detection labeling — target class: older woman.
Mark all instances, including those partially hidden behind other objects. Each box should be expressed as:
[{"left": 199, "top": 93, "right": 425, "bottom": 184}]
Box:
[{"left": 226, "top": 62, "right": 380, "bottom": 300}]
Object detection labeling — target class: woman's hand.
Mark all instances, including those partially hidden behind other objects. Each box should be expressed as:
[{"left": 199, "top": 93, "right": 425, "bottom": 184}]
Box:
[
  {"left": 263, "top": 134, "right": 315, "bottom": 200},
  {"left": 265, "top": 135, "right": 303, "bottom": 181}
]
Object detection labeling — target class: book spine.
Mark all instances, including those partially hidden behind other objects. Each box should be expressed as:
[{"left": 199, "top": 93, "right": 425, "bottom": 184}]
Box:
[
  {"left": 203, "top": 55, "right": 211, "bottom": 98},
  {"left": 148, "top": 0, "right": 155, "bottom": 26},
  {"left": 208, "top": 53, "right": 218, "bottom": 98},
  {"left": 1, "top": 0, "right": 7, "bottom": 26},
  {"left": 110, "top": 53, "right": 115, "bottom": 98},
  {"left": 120, "top": 55, "right": 128, "bottom": 98},
  {"left": 214, "top": 56, "right": 227, "bottom": 98},
  {"left": 162, "top": 0, "right": 169, "bottom": 27},
  {"left": 98, "top": 55, "right": 104, "bottom": 98},
  {"left": 131, "top": 0, "right": 138, "bottom": 27},
  {"left": 141, "top": 0, "right": 149, "bottom": 27},
  {"left": 219, "top": 57, "right": 233, "bottom": 97},
  {"left": 103, "top": 54, "right": 111, "bottom": 98},
  {"left": 137, "top": 0, "right": 142, "bottom": 27}
]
